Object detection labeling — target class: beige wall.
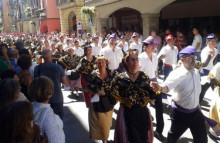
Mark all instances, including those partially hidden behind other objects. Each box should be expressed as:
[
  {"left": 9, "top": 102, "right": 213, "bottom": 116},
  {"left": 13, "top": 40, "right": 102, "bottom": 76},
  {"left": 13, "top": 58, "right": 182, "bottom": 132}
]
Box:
[
  {"left": 59, "top": 0, "right": 90, "bottom": 34},
  {"left": 95, "top": 0, "right": 174, "bottom": 18},
  {"left": 91, "top": 0, "right": 174, "bottom": 38}
]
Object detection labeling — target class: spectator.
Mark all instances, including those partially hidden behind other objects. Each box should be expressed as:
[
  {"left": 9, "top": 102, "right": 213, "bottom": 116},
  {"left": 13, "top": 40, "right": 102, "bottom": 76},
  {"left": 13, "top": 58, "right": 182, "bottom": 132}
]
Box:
[
  {"left": 17, "top": 54, "right": 33, "bottom": 101},
  {"left": 0, "top": 78, "right": 20, "bottom": 108},
  {"left": 192, "top": 27, "right": 202, "bottom": 61},
  {"left": 0, "top": 101, "right": 34, "bottom": 143},
  {"left": 30, "top": 76, "right": 65, "bottom": 143},
  {"left": 34, "top": 49, "right": 68, "bottom": 119},
  {"left": 0, "top": 69, "right": 28, "bottom": 102},
  {"left": 8, "top": 48, "right": 21, "bottom": 73},
  {"left": 151, "top": 30, "right": 162, "bottom": 53}
]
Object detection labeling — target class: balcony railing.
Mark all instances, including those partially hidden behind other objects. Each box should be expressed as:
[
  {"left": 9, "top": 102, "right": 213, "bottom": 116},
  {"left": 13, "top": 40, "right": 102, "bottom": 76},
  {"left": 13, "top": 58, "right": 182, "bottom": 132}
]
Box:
[{"left": 56, "top": 0, "right": 75, "bottom": 6}]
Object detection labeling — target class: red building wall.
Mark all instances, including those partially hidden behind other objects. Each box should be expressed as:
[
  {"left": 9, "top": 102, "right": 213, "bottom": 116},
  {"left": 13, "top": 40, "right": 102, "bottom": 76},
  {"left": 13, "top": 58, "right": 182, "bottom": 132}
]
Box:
[{"left": 40, "top": 0, "right": 60, "bottom": 33}]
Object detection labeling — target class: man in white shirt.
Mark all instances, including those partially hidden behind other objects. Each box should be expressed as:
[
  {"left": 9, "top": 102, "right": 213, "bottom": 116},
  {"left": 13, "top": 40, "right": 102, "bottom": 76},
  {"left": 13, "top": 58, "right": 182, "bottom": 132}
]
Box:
[
  {"left": 100, "top": 33, "right": 123, "bottom": 70},
  {"left": 192, "top": 27, "right": 202, "bottom": 61},
  {"left": 130, "top": 32, "right": 142, "bottom": 54},
  {"left": 63, "top": 39, "right": 72, "bottom": 51},
  {"left": 200, "top": 33, "right": 218, "bottom": 76},
  {"left": 91, "top": 35, "right": 102, "bottom": 57},
  {"left": 139, "top": 36, "right": 165, "bottom": 140},
  {"left": 117, "top": 35, "right": 129, "bottom": 55},
  {"left": 73, "top": 39, "right": 84, "bottom": 57},
  {"left": 139, "top": 36, "right": 158, "bottom": 79},
  {"left": 152, "top": 46, "right": 207, "bottom": 143},
  {"left": 77, "top": 35, "right": 85, "bottom": 47},
  {"left": 158, "top": 34, "right": 178, "bottom": 80}
]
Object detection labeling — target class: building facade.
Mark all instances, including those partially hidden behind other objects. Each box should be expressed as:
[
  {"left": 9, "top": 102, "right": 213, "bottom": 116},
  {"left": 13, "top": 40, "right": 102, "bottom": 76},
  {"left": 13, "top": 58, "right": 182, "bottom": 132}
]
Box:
[
  {"left": 57, "top": 0, "right": 90, "bottom": 34},
  {"left": 85, "top": 0, "right": 175, "bottom": 38},
  {"left": 39, "top": 0, "right": 61, "bottom": 33}
]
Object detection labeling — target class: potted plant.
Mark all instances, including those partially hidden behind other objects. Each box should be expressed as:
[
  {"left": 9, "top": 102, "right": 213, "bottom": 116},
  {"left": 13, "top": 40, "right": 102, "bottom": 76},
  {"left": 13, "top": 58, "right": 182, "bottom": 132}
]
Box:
[
  {"left": 30, "top": 21, "right": 36, "bottom": 25},
  {"left": 36, "top": 8, "right": 45, "bottom": 13},
  {"left": 24, "top": 7, "right": 32, "bottom": 18},
  {"left": 81, "top": 6, "right": 95, "bottom": 26}
]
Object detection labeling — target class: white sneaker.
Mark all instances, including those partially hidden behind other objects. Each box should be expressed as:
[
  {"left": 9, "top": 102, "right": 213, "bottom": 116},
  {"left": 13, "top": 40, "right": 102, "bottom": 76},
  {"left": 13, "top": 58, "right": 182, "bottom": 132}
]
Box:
[
  {"left": 64, "top": 86, "right": 71, "bottom": 91},
  {"left": 76, "top": 92, "right": 79, "bottom": 96}
]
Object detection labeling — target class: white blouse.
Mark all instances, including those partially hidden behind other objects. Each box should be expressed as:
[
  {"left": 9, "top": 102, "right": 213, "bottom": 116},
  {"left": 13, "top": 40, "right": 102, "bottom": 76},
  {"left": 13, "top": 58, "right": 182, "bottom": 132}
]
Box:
[{"left": 32, "top": 102, "right": 65, "bottom": 143}]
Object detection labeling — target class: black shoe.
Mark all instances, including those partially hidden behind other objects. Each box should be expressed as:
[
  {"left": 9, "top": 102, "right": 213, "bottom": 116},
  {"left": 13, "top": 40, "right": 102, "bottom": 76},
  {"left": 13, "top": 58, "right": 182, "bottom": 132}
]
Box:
[
  {"left": 208, "top": 131, "right": 220, "bottom": 140},
  {"left": 154, "top": 131, "right": 166, "bottom": 141}
]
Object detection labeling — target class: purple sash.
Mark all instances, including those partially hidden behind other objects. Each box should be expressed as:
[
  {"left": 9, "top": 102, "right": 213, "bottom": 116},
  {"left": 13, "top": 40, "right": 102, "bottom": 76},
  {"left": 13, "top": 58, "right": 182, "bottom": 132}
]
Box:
[
  {"left": 171, "top": 101, "right": 199, "bottom": 113},
  {"left": 172, "top": 101, "right": 220, "bottom": 136}
]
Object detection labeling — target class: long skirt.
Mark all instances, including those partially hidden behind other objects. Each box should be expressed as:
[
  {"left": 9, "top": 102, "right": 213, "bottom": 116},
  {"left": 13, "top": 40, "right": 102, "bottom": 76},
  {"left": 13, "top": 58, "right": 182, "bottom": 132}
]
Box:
[
  {"left": 89, "top": 104, "right": 113, "bottom": 140},
  {"left": 114, "top": 104, "right": 153, "bottom": 143},
  {"left": 209, "top": 87, "right": 220, "bottom": 123},
  {"left": 81, "top": 75, "right": 92, "bottom": 108}
]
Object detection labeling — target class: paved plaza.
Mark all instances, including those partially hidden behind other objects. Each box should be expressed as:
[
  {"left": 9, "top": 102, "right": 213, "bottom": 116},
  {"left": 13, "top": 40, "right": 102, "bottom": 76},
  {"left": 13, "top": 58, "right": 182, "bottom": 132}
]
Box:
[{"left": 62, "top": 86, "right": 218, "bottom": 143}]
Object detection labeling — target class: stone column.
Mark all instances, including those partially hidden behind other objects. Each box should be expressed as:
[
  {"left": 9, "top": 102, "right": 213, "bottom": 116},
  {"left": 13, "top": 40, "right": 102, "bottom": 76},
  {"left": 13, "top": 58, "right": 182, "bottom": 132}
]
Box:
[
  {"left": 60, "top": 9, "right": 69, "bottom": 34},
  {"left": 99, "top": 18, "right": 108, "bottom": 34},
  {"left": 142, "top": 13, "right": 160, "bottom": 39}
]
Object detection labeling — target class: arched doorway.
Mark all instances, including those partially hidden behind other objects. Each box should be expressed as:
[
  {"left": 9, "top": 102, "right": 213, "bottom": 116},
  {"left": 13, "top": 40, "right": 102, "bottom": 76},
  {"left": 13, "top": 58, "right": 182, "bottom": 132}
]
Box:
[
  {"left": 108, "top": 8, "right": 142, "bottom": 34},
  {"left": 68, "top": 11, "right": 77, "bottom": 33},
  {"left": 160, "top": 0, "right": 220, "bottom": 43}
]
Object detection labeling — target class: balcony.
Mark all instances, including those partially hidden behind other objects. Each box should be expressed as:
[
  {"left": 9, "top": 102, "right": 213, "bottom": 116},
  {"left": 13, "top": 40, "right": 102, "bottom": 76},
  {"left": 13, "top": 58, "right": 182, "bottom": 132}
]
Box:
[
  {"left": 56, "top": 0, "right": 75, "bottom": 6},
  {"left": 85, "top": 0, "right": 120, "bottom": 6}
]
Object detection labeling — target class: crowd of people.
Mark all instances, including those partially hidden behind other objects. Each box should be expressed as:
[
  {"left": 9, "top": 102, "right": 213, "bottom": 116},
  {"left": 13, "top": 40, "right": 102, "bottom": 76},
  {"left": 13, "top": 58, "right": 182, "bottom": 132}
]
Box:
[{"left": 0, "top": 26, "right": 220, "bottom": 143}]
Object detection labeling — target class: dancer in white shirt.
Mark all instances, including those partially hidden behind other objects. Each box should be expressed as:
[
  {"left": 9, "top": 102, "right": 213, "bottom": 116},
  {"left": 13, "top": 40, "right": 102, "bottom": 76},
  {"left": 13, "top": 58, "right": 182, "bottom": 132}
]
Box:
[
  {"left": 73, "top": 39, "right": 84, "bottom": 57},
  {"left": 130, "top": 32, "right": 142, "bottom": 54},
  {"left": 100, "top": 33, "right": 123, "bottom": 70},
  {"left": 91, "top": 35, "right": 102, "bottom": 57},
  {"left": 158, "top": 34, "right": 178, "bottom": 80},
  {"left": 139, "top": 36, "right": 165, "bottom": 141},
  {"left": 152, "top": 46, "right": 207, "bottom": 143},
  {"left": 200, "top": 33, "right": 218, "bottom": 76}
]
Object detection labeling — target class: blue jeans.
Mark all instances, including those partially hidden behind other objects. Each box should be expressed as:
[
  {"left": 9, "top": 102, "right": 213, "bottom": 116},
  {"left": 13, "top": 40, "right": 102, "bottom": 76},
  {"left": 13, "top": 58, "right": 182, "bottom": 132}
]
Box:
[
  {"left": 195, "top": 52, "right": 201, "bottom": 62},
  {"left": 163, "top": 66, "right": 173, "bottom": 81}
]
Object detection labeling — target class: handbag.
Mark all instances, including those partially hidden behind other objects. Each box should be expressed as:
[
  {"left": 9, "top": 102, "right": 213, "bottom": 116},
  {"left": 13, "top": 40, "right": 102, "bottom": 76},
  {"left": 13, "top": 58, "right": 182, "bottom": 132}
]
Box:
[
  {"left": 32, "top": 108, "right": 48, "bottom": 143},
  {"left": 32, "top": 124, "right": 48, "bottom": 143}
]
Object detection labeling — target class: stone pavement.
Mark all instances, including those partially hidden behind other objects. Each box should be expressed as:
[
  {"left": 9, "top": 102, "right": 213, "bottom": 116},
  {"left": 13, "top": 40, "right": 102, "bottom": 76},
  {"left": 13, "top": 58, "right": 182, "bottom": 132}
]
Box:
[{"left": 62, "top": 89, "right": 219, "bottom": 143}]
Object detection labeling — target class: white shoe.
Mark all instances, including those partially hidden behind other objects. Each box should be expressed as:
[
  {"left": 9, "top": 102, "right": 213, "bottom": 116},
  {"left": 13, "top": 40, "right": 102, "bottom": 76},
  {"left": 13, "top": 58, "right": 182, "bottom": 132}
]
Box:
[
  {"left": 64, "top": 86, "right": 71, "bottom": 91},
  {"left": 76, "top": 92, "right": 79, "bottom": 96}
]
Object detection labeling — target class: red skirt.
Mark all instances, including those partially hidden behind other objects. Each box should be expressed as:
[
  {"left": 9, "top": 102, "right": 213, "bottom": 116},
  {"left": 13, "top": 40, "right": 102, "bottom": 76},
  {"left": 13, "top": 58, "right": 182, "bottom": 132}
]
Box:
[{"left": 81, "top": 75, "right": 92, "bottom": 108}]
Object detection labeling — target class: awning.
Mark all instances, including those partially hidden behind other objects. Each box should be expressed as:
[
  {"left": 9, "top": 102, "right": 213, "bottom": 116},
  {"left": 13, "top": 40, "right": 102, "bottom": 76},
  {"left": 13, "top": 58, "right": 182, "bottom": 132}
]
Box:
[{"left": 161, "top": 0, "right": 220, "bottom": 19}]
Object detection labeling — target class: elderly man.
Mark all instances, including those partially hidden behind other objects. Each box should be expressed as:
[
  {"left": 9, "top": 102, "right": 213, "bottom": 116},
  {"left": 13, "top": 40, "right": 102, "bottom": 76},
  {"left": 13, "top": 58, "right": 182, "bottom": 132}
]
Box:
[
  {"left": 34, "top": 49, "right": 68, "bottom": 119},
  {"left": 152, "top": 46, "right": 208, "bottom": 143},
  {"left": 158, "top": 34, "right": 178, "bottom": 80}
]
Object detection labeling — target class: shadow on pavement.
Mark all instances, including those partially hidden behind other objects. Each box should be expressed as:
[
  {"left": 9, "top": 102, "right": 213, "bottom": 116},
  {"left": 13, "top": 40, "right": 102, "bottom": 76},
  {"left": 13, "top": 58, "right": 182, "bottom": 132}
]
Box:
[{"left": 63, "top": 106, "right": 96, "bottom": 143}]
